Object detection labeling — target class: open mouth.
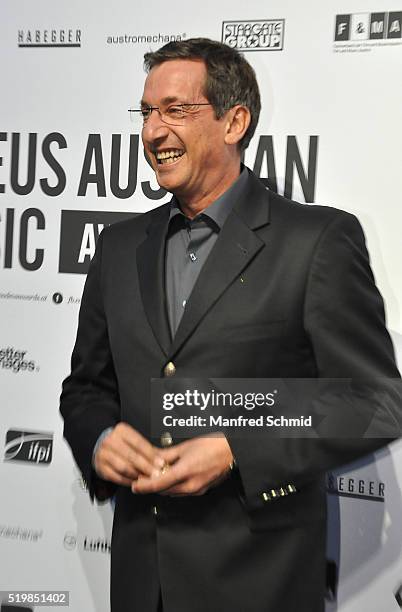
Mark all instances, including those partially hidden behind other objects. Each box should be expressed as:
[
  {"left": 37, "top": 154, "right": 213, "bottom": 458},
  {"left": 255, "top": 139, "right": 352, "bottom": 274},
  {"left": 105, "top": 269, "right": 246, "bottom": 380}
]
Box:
[{"left": 155, "top": 149, "right": 185, "bottom": 165}]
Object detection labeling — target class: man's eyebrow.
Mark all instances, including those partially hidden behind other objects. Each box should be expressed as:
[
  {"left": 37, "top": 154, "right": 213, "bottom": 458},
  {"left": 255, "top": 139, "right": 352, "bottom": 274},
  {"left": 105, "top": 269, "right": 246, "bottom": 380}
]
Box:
[{"left": 140, "top": 96, "right": 182, "bottom": 107}]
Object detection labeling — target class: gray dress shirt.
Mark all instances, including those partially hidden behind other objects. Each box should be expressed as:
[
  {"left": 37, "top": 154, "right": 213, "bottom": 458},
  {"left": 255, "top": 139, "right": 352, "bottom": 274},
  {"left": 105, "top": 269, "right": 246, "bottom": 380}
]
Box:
[{"left": 165, "top": 166, "right": 248, "bottom": 337}]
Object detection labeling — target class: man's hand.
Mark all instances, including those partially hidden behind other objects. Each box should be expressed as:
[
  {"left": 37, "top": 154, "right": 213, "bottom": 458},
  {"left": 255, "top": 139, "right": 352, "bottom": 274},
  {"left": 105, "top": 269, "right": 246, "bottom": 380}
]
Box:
[
  {"left": 94, "top": 422, "right": 165, "bottom": 486},
  {"left": 132, "top": 435, "right": 234, "bottom": 496}
]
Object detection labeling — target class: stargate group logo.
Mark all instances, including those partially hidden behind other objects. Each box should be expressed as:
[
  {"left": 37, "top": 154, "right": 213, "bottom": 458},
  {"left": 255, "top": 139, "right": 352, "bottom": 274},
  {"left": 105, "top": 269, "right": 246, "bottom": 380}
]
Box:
[{"left": 222, "top": 19, "right": 285, "bottom": 51}]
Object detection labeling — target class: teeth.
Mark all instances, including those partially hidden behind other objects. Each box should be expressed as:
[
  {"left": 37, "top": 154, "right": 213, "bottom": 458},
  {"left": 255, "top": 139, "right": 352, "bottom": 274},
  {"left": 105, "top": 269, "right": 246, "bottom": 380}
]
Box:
[{"left": 155, "top": 150, "right": 184, "bottom": 163}]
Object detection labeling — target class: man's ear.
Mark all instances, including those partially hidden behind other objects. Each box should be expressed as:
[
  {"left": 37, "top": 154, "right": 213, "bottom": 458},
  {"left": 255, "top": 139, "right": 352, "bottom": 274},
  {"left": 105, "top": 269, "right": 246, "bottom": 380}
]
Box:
[{"left": 224, "top": 106, "right": 251, "bottom": 146}]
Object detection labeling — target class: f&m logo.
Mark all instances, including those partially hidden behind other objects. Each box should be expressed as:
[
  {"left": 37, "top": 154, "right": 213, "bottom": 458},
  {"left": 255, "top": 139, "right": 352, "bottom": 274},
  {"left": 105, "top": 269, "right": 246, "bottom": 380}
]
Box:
[
  {"left": 4, "top": 429, "right": 53, "bottom": 465},
  {"left": 334, "top": 12, "right": 402, "bottom": 41}
]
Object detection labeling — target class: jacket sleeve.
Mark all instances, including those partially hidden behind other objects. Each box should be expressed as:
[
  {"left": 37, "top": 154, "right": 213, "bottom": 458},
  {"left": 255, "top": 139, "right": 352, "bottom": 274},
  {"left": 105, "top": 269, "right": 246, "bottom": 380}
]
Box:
[
  {"left": 60, "top": 231, "right": 119, "bottom": 501},
  {"left": 228, "top": 212, "right": 401, "bottom": 511}
]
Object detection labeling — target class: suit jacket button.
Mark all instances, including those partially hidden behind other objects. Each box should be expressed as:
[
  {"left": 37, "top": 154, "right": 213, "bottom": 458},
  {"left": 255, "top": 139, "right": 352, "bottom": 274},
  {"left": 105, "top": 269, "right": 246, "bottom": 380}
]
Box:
[
  {"left": 164, "top": 361, "right": 176, "bottom": 377},
  {"left": 151, "top": 505, "right": 158, "bottom": 515},
  {"left": 160, "top": 432, "right": 173, "bottom": 447}
]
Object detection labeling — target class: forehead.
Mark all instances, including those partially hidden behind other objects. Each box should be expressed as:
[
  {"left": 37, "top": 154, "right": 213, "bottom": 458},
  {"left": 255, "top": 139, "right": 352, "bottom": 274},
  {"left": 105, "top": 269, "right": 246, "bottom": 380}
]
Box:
[{"left": 142, "top": 59, "right": 207, "bottom": 103}]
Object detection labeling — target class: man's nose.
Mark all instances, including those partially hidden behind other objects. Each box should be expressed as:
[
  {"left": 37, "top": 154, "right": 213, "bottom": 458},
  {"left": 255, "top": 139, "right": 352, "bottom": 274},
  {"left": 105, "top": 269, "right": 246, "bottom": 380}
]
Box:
[{"left": 142, "top": 109, "right": 170, "bottom": 141}]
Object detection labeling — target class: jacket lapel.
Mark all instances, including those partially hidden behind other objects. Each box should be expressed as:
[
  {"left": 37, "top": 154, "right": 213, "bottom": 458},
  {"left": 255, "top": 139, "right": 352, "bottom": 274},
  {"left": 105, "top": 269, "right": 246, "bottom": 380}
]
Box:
[
  {"left": 137, "top": 203, "right": 172, "bottom": 356},
  {"left": 169, "top": 172, "right": 271, "bottom": 358}
]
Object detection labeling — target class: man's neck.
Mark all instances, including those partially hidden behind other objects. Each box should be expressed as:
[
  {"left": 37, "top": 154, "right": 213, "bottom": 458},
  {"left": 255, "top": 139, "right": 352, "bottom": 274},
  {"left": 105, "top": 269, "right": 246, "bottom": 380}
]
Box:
[{"left": 177, "top": 165, "right": 241, "bottom": 219}]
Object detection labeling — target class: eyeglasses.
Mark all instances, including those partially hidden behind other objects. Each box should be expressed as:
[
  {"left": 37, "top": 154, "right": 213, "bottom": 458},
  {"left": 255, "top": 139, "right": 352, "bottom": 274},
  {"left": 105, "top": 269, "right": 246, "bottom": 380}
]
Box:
[{"left": 128, "top": 102, "right": 213, "bottom": 127}]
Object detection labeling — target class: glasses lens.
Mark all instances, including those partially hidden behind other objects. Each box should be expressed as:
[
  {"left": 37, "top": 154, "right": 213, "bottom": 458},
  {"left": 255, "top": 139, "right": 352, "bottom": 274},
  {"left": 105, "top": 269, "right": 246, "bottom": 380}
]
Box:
[
  {"left": 128, "top": 104, "right": 209, "bottom": 127},
  {"left": 128, "top": 110, "right": 144, "bottom": 127},
  {"left": 161, "top": 105, "right": 187, "bottom": 126}
]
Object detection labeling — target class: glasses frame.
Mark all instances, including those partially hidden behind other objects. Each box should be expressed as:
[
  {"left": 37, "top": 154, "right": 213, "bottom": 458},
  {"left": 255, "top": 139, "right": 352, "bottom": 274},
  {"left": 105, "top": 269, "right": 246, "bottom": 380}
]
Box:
[{"left": 128, "top": 102, "right": 213, "bottom": 126}]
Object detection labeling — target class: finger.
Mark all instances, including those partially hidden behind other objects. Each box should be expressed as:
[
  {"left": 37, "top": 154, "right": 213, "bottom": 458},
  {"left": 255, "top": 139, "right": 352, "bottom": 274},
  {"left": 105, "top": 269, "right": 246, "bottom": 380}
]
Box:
[
  {"left": 124, "top": 448, "right": 161, "bottom": 477},
  {"left": 158, "top": 445, "right": 182, "bottom": 465},
  {"left": 102, "top": 424, "right": 163, "bottom": 474},
  {"left": 160, "top": 463, "right": 230, "bottom": 495},
  {"left": 97, "top": 464, "right": 133, "bottom": 487},
  {"left": 119, "top": 425, "right": 159, "bottom": 465},
  {"left": 160, "top": 480, "right": 209, "bottom": 496},
  {"left": 96, "top": 450, "right": 140, "bottom": 480},
  {"left": 133, "top": 463, "right": 187, "bottom": 494}
]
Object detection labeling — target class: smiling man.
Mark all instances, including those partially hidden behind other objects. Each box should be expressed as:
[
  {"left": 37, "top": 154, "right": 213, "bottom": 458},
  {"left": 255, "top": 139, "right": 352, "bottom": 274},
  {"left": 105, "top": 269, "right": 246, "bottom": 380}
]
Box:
[
  {"left": 60, "top": 38, "right": 400, "bottom": 612},
  {"left": 140, "top": 57, "right": 249, "bottom": 216}
]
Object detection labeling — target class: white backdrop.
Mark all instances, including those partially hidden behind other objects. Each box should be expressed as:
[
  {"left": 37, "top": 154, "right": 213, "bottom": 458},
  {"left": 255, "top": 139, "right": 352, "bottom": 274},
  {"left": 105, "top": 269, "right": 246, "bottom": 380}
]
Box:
[{"left": 0, "top": 1, "right": 401, "bottom": 610}]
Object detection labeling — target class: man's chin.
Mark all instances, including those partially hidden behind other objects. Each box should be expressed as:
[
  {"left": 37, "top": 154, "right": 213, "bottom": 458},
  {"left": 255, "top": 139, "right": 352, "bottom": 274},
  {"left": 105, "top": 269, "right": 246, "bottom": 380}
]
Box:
[{"left": 154, "top": 168, "right": 186, "bottom": 195}]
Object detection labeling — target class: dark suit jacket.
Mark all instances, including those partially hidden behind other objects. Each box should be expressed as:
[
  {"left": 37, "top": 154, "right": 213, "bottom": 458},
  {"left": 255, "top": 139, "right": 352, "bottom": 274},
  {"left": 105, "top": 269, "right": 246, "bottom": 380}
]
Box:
[{"left": 60, "top": 168, "right": 400, "bottom": 612}]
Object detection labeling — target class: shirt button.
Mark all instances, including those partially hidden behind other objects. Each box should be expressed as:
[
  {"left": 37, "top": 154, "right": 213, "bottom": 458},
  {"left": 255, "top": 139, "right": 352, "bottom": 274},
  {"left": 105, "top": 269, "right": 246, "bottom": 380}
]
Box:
[
  {"left": 151, "top": 505, "right": 158, "bottom": 516},
  {"left": 163, "top": 361, "right": 176, "bottom": 377}
]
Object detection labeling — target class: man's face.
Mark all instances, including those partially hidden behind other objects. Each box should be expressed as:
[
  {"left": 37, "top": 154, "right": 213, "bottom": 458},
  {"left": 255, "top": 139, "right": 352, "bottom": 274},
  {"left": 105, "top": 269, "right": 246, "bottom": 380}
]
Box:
[{"left": 141, "top": 59, "right": 231, "bottom": 203}]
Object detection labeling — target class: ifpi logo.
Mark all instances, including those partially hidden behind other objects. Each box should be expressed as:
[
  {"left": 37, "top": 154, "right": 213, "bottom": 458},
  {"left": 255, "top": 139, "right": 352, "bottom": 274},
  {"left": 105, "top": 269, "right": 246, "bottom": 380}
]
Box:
[{"left": 4, "top": 429, "right": 53, "bottom": 465}]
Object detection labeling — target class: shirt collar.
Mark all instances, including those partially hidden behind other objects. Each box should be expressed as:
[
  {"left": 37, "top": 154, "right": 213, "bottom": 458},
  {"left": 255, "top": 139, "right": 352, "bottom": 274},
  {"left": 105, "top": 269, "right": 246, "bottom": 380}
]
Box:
[{"left": 169, "top": 165, "right": 248, "bottom": 230}]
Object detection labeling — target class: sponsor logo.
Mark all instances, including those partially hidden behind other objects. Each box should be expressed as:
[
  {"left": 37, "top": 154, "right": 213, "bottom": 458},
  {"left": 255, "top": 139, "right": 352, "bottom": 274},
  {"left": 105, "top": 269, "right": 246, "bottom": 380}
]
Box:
[
  {"left": 84, "top": 536, "right": 111, "bottom": 554},
  {"left": 334, "top": 12, "right": 402, "bottom": 51},
  {"left": 18, "top": 29, "right": 82, "bottom": 48},
  {"left": 0, "top": 347, "right": 39, "bottom": 373},
  {"left": 222, "top": 19, "right": 285, "bottom": 51},
  {"left": 4, "top": 429, "right": 53, "bottom": 465},
  {"left": 59, "top": 210, "right": 136, "bottom": 274},
  {"left": 0, "top": 524, "right": 43, "bottom": 542},
  {"left": 107, "top": 32, "right": 185, "bottom": 45},
  {"left": 327, "top": 473, "right": 385, "bottom": 502},
  {"left": 63, "top": 533, "right": 110, "bottom": 554}
]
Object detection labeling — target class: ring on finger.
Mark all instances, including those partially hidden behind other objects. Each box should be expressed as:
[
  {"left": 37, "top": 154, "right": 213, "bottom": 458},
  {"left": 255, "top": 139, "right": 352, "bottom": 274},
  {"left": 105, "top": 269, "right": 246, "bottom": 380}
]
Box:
[{"left": 160, "top": 461, "right": 170, "bottom": 475}]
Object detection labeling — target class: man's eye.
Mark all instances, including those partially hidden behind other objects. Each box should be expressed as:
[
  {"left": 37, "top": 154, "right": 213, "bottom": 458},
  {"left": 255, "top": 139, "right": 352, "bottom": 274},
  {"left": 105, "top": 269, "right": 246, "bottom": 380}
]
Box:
[
  {"left": 140, "top": 108, "right": 152, "bottom": 120},
  {"left": 166, "top": 106, "right": 185, "bottom": 118}
]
